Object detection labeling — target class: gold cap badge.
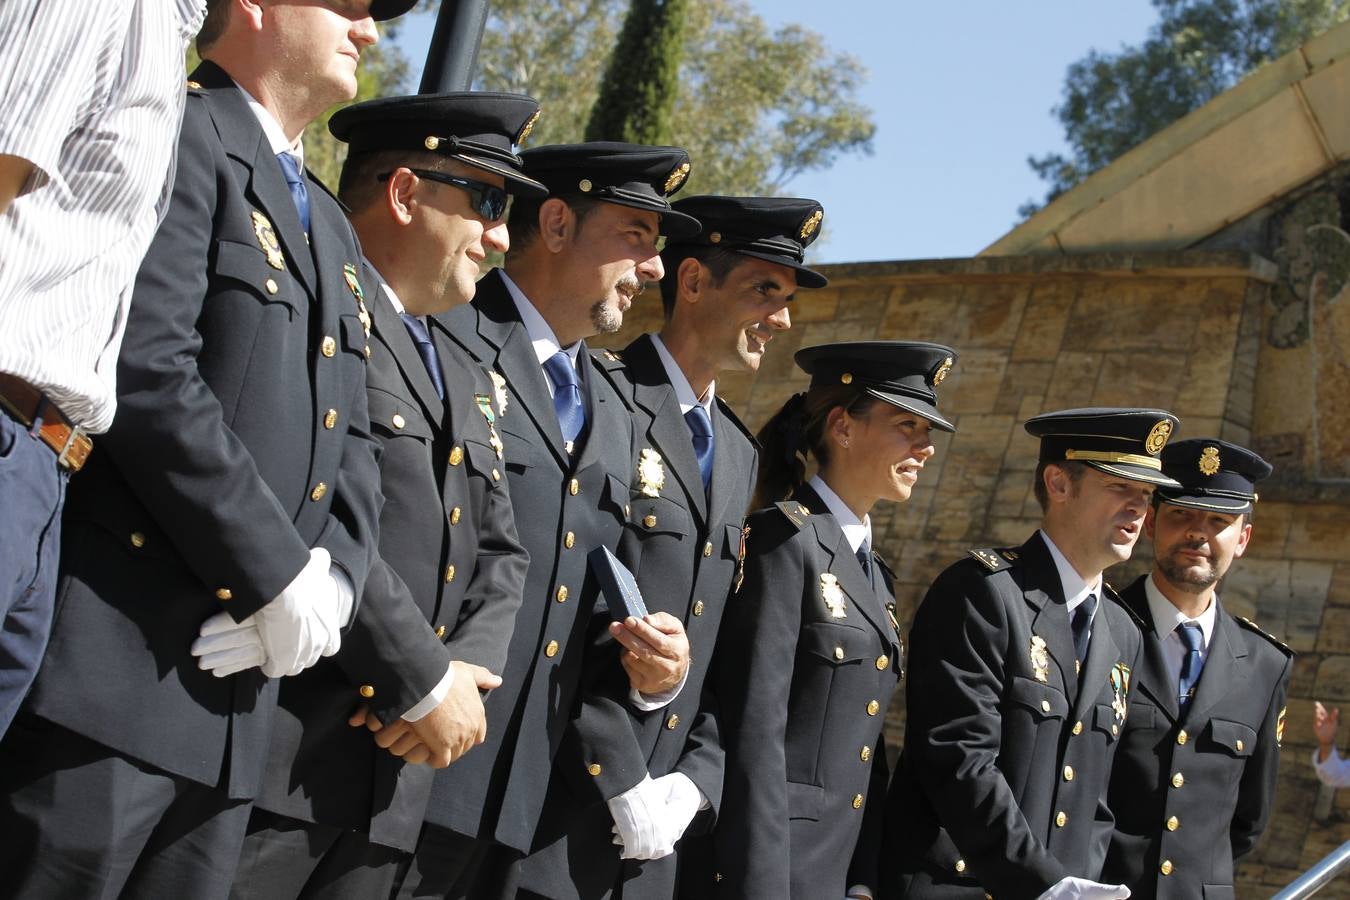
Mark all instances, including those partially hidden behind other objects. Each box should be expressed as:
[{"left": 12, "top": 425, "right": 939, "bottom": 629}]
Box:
[
  {"left": 932, "top": 357, "right": 953, "bottom": 386},
  {"left": 1145, "top": 419, "right": 1173, "bottom": 455},
  {"left": 663, "top": 162, "right": 690, "bottom": 194},
  {"left": 1199, "top": 445, "right": 1221, "bottom": 476},
  {"left": 799, "top": 209, "right": 823, "bottom": 241},
  {"left": 515, "top": 109, "right": 541, "bottom": 145}
]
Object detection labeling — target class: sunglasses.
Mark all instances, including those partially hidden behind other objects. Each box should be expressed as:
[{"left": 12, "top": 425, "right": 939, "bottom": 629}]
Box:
[{"left": 377, "top": 168, "right": 509, "bottom": 221}]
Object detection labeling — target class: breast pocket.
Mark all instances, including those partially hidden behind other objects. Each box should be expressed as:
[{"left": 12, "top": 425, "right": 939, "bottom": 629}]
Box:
[
  {"left": 368, "top": 387, "right": 432, "bottom": 442},
  {"left": 1202, "top": 717, "right": 1258, "bottom": 759},
  {"left": 213, "top": 239, "right": 301, "bottom": 314},
  {"left": 624, "top": 492, "right": 691, "bottom": 541},
  {"left": 463, "top": 439, "right": 504, "bottom": 490}
]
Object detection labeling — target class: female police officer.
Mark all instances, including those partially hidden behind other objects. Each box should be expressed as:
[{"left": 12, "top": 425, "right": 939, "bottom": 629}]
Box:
[{"left": 703, "top": 340, "right": 958, "bottom": 899}]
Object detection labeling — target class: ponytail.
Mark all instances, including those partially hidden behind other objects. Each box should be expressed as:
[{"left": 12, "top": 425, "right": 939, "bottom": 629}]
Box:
[{"left": 752, "top": 385, "right": 879, "bottom": 509}]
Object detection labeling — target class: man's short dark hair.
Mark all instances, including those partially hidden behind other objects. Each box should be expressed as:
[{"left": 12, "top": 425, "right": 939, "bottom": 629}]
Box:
[
  {"left": 504, "top": 192, "right": 603, "bottom": 257},
  {"left": 657, "top": 245, "right": 744, "bottom": 318},
  {"left": 196, "top": 0, "right": 230, "bottom": 52},
  {"left": 1033, "top": 460, "right": 1089, "bottom": 511}
]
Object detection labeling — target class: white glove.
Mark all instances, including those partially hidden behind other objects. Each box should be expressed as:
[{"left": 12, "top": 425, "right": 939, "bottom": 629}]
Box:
[
  {"left": 656, "top": 772, "right": 702, "bottom": 842},
  {"left": 608, "top": 772, "right": 704, "bottom": 860},
  {"left": 191, "top": 611, "right": 266, "bottom": 677},
  {"left": 844, "top": 887, "right": 874, "bottom": 900},
  {"left": 1036, "top": 877, "right": 1131, "bottom": 900},
  {"left": 253, "top": 547, "right": 344, "bottom": 677}
]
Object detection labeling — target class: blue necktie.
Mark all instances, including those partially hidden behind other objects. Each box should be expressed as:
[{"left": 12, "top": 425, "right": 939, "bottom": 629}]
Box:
[
  {"left": 544, "top": 351, "right": 585, "bottom": 447},
  {"left": 1071, "top": 593, "right": 1097, "bottom": 670},
  {"left": 1178, "top": 622, "right": 1205, "bottom": 712},
  {"left": 400, "top": 314, "right": 445, "bottom": 400},
  {"left": 856, "top": 543, "right": 873, "bottom": 587},
  {"left": 684, "top": 405, "right": 714, "bottom": 491},
  {"left": 276, "top": 151, "right": 310, "bottom": 233}
]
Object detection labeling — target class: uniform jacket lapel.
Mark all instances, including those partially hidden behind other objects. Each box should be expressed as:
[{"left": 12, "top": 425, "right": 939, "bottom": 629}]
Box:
[
  {"left": 619, "top": 335, "right": 707, "bottom": 520},
  {"left": 1072, "top": 589, "right": 1122, "bottom": 723},
  {"left": 1182, "top": 603, "right": 1245, "bottom": 728},
  {"left": 706, "top": 401, "right": 744, "bottom": 530},
  {"left": 794, "top": 484, "right": 892, "bottom": 644},
  {"left": 1120, "top": 577, "right": 1181, "bottom": 723},
  {"left": 367, "top": 269, "right": 445, "bottom": 429},
  {"left": 1020, "top": 533, "right": 1078, "bottom": 694}
]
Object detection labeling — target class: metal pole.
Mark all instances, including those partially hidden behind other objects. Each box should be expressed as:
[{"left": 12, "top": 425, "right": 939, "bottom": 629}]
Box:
[
  {"left": 1273, "top": 839, "right": 1350, "bottom": 900},
  {"left": 419, "top": 0, "right": 491, "bottom": 94}
]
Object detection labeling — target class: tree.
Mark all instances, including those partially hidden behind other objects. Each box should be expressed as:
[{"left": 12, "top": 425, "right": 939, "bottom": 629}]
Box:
[
  {"left": 586, "top": 0, "right": 688, "bottom": 145},
  {"left": 1022, "top": 0, "right": 1350, "bottom": 218},
  {"left": 472, "top": 0, "right": 875, "bottom": 196}
]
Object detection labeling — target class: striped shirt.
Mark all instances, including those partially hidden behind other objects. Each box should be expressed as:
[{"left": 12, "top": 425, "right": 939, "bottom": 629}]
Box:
[{"left": 0, "top": 0, "right": 206, "bottom": 433}]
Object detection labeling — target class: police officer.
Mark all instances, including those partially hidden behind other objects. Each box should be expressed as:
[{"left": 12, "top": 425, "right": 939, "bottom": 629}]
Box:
[
  {"left": 396, "top": 142, "right": 701, "bottom": 899},
  {"left": 1102, "top": 438, "right": 1292, "bottom": 898},
  {"left": 226, "top": 94, "right": 541, "bottom": 899},
  {"left": 702, "top": 341, "right": 955, "bottom": 899},
  {"left": 883, "top": 408, "right": 1182, "bottom": 900},
  {"left": 514, "top": 196, "right": 828, "bottom": 899},
  {"left": 0, "top": 0, "right": 414, "bottom": 896}
]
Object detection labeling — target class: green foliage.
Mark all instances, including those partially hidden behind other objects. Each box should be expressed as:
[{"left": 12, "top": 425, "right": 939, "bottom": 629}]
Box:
[
  {"left": 1022, "top": 0, "right": 1350, "bottom": 218},
  {"left": 475, "top": 0, "right": 875, "bottom": 196},
  {"left": 586, "top": 0, "right": 688, "bottom": 145}
]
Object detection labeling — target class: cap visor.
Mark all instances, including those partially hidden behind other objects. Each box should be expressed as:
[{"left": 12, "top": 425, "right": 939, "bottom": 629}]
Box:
[
  {"left": 371, "top": 0, "right": 417, "bottom": 20},
  {"left": 453, "top": 154, "right": 548, "bottom": 198},
  {"left": 1084, "top": 461, "right": 1182, "bottom": 488},
  {"left": 1156, "top": 492, "right": 1253, "bottom": 514},
  {"left": 737, "top": 249, "right": 828, "bottom": 289},
  {"left": 866, "top": 389, "right": 955, "bottom": 433}
]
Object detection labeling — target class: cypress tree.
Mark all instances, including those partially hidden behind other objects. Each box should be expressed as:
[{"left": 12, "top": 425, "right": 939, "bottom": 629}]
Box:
[{"left": 584, "top": 0, "right": 688, "bottom": 145}]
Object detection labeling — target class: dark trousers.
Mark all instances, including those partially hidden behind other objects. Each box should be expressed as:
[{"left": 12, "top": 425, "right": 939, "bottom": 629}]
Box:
[
  {"left": 393, "top": 822, "right": 516, "bottom": 900},
  {"left": 0, "top": 713, "right": 252, "bottom": 900},
  {"left": 231, "top": 807, "right": 404, "bottom": 900},
  {"left": 0, "top": 406, "right": 67, "bottom": 738}
]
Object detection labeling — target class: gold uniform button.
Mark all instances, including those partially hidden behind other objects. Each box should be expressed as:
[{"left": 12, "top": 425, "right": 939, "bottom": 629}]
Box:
[
  {"left": 876, "top": 655, "right": 889, "bottom": 670},
  {"left": 545, "top": 640, "right": 559, "bottom": 658},
  {"left": 324, "top": 408, "right": 337, "bottom": 429},
  {"left": 1111, "top": 724, "right": 1119, "bottom": 736},
  {"left": 130, "top": 532, "right": 146, "bottom": 549},
  {"left": 392, "top": 413, "right": 405, "bottom": 430},
  {"left": 564, "top": 531, "right": 576, "bottom": 549},
  {"left": 215, "top": 588, "right": 233, "bottom": 601},
  {"left": 569, "top": 478, "right": 580, "bottom": 496},
  {"left": 643, "top": 514, "right": 657, "bottom": 529},
  {"left": 321, "top": 336, "right": 336, "bottom": 357},
  {"left": 1166, "top": 815, "right": 1179, "bottom": 831},
  {"left": 435, "top": 625, "right": 447, "bottom": 639},
  {"left": 954, "top": 859, "right": 966, "bottom": 874},
  {"left": 703, "top": 541, "right": 713, "bottom": 558},
  {"left": 834, "top": 646, "right": 845, "bottom": 661},
  {"left": 265, "top": 278, "right": 278, "bottom": 295},
  {"left": 310, "top": 482, "right": 328, "bottom": 501},
  {"left": 1063, "top": 765, "right": 1074, "bottom": 782},
  {"left": 1235, "top": 739, "right": 1244, "bottom": 752},
  {"left": 666, "top": 714, "right": 680, "bottom": 730},
  {"left": 1172, "top": 772, "right": 1185, "bottom": 788},
  {"left": 450, "top": 507, "right": 462, "bottom": 525},
  {"left": 359, "top": 684, "right": 375, "bottom": 698},
  {"left": 491, "top": 468, "right": 501, "bottom": 481},
  {"left": 852, "top": 794, "right": 863, "bottom": 810},
  {"left": 1160, "top": 860, "right": 1174, "bottom": 876},
  {"left": 1055, "top": 811, "right": 1067, "bottom": 828},
  {"left": 587, "top": 763, "right": 601, "bottom": 776},
  {"left": 1040, "top": 700, "right": 1051, "bottom": 713},
  {"left": 1073, "top": 720, "right": 1084, "bottom": 735},
  {"left": 867, "top": 700, "right": 880, "bottom": 716},
  {"left": 444, "top": 565, "right": 456, "bottom": 583},
  {"left": 693, "top": 600, "right": 705, "bottom": 616},
  {"left": 556, "top": 585, "right": 569, "bottom": 603},
  {"left": 860, "top": 746, "right": 872, "bottom": 762},
  {"left": 449, "top": 446, "right": 463, "bottom": 466},
  {"left": 1177, "top": 730, "right": 1188, "bottom": 746}
]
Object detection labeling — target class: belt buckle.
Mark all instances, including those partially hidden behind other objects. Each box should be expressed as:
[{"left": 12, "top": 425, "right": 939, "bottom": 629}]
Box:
[{"left": 57, "top": 424, "right": 87, "bottom": 470}]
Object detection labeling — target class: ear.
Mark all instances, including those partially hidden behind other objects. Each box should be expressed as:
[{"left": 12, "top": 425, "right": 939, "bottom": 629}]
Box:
[
  {"left": 236, "top": 0, "right": 265, "bottom": 32},
  {"left": 383, "top": 168, "right": 418, "bottom": 226},
  {"left": 1043, "top": 463, "right": 1073, "bottom": 506},
  {"left": 676, "top": 257, "right": 703, "bottom": 304},
  {"left": 825, "top": 405, "right": 853, "bottom": 450},
  {"left": 1232, "top": 519, "right": 1253, "bottom": 561},
  {"left": 1143, "top": 504, "right": 1157, "bottom": 541},
  {"left": 538, "top": 198, "right": 572, "bottom": 254}
]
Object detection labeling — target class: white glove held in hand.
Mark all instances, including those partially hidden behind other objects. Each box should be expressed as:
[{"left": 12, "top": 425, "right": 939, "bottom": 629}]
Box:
[
  {"left": 191, "top": 611, "right": 266, "bottom": 677},
  {"left": 1036, "top": 877, "right": 1131, "bottom": 900},
  {"left": 608, "top": 772, "right": 703, "bottom": 860},
  {"left": 254, "top": 547, "right": 344, "bottom": 677}
]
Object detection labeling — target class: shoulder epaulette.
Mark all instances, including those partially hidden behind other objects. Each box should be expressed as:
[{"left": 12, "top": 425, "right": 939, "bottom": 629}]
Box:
[
  {"left": 773, "top": 500, "right": 813, "bottom": 530},
  {"left": 1235, "top": 616, "right": 1294, "bottom": 656},
  {"left": 589, "top": 347, "right": 624, "bottom": 367},
  {"left": 714, "top": 396, "right": 761, "bottom": 449},
  {"left": 186, "top": 79, "right": 204, "bottom": 95},
  {"left": 968, "top": 547, "right": 1016, "bottom": 573}
]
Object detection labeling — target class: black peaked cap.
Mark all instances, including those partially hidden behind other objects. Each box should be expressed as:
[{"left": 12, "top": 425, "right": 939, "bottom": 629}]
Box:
[
  {"left": 665, "top": 195, "right": 828, "bottom": 288},
  {"left": 1157, "top": 438, "right": 1272, "bottom": 514},
  {"left": 795, "top": 341, "right": 959, "bottom": 432},
  {"left": 1025, "top": 407, "right": 1182, "bottom": 488}
]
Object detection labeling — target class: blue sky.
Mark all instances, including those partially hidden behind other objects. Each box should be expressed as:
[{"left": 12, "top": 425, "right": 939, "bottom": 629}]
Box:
[{"left": 393, "top": 2, "right": 1160, "bottom": 262}]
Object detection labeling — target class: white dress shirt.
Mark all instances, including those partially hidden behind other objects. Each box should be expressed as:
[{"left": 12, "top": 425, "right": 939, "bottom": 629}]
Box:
[
  {"left": 1143, "top": 573, "right": 1216, "bottom": 689},
  {"left": 809, "top": 474, "right": 873, "bottom": 554},
  {"left": 650, "top": 333, "right": 715, "bottom": 417}
]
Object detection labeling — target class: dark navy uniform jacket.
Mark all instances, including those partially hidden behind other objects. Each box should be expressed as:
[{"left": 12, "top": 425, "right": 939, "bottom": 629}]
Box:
[
  {"left": 1102, "top": 575, "right": 1291, "bottom": 899},
  {"left": 515, "top": 333, "right": 759, "bottom": 899},
  {"left": 252, "top": 268, "right": 528, "bottom": 852},
  {"left": 700, "top": 483, "right": 903, "bottom": 899},
  {"left": 424, "top": 268, "right": 637, "bottom": 853},
  {"left": 882, "top": 531, "right": 1145, "bottom": 900},
  {"left": 26, "top": 61, "right": 381, "bottom": 800}
]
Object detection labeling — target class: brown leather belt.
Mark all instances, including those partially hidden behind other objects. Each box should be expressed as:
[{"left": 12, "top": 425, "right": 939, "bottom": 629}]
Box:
[{"left": 0, "top": 372, "right": 93, "bottom": 472}]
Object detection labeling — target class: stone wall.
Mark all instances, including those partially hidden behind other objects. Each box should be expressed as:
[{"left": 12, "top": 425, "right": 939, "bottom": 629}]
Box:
[{"left": 593, "top": 248, "right": 1349, "bottom": 897}]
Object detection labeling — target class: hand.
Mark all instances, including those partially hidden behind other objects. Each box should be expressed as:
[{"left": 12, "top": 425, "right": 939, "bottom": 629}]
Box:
[
  {"left": 254, "top": 547, "right": 344, "bottom": 677},
  {"left": 1035, "top": 876, "right": 1131, "bottom": 900},
  {"left": 1315, "top": 702, "right": 1340, "bottom": 759},
  {"left": 610, "top": 612, "right": 690, "bottom": 695},
  {"left": 191, "top": 611, "right": 266, "bottom": 677},
  {"left": 402, "top": 662, "right": 502, "bottom": 768},
  {"left": 608, "top": 772, "right": 702, "bottom": 860}
]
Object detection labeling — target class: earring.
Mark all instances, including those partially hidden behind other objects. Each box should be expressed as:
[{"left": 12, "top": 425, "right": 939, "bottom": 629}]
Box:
[{"left": 843, "top": 439, "right": 850, "bottom": 447}]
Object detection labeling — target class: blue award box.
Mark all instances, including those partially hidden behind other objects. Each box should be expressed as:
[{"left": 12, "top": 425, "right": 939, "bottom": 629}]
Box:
[{"left": 588, "top": 545, "right": 649, "bottom": 621}]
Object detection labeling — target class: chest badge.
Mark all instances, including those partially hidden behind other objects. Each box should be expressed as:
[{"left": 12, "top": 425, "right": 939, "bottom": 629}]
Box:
[
  {"left": 1030, "top": 635, "right": 1050, "bottom": 684},
  {"left": 637, "top": 448, "right": 666, "bottom": 498},
  {"left": 489, "top": 370, "right": 509, "bottom": 417},
  {"left": 251, "top": 210, "right": 285, "bottom": 270},
  {"left": 821, "top": 573, "right": 847, "bottom": 619},
  {"left": 1110, "top": 662, "right": 1131, "bottom": 726},
  {"left": 475, "top": 394, "right": 505, "bottom": 459}
]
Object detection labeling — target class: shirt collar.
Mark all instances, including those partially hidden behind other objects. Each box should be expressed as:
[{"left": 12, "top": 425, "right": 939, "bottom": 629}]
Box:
[
  {"left": 650, "top": 334, "right": 714, "bottom": 415},
  {"left": 1037, "top": 529, "right": 1102, "bottom": 613},
  {"left": 380, "top": 282, "right": 406, "bottom": 316},
  {"left": 1144, "top": 572, "right": 1217, "bottom": 648},
  {"left": 499, "top": 270, "right": 580, "bottom": 367},
  {"left": 808, "top": 475, "right": 872, "bottom": 554},
  {"left": 234, "top": 80, "right": 304, "bottom": 164}
]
